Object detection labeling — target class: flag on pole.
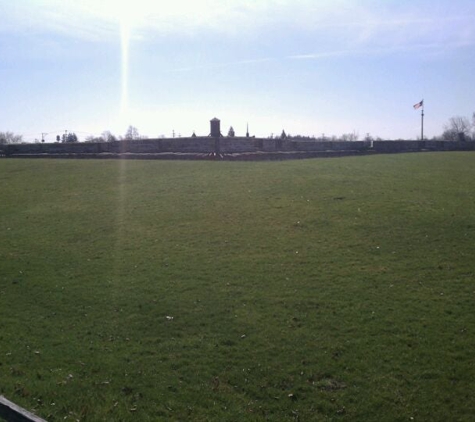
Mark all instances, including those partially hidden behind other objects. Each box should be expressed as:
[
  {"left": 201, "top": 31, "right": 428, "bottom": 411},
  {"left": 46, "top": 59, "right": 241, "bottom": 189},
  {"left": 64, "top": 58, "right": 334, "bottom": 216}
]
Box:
[{"left": 413, "top": 100, "right": 423, "bottom": 110}]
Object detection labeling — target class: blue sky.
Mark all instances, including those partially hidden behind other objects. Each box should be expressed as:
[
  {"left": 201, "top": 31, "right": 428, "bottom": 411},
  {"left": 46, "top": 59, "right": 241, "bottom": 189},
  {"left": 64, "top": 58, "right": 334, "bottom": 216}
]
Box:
[{"left": 1, "top": 0, "right": 474, "bottom": 142}]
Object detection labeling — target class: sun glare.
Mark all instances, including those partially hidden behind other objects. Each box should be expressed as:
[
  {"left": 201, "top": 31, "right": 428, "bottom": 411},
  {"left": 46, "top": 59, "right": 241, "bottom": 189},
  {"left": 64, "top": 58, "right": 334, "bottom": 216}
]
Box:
[
  {"left": 115, "top": 3, "right": 143, "bottom": 124},
  {"left": 120, "top": 20, "right": 130, "bottom": 115},
  {"left": 74, "top": 0, "right": 253, "bottom": 135}
]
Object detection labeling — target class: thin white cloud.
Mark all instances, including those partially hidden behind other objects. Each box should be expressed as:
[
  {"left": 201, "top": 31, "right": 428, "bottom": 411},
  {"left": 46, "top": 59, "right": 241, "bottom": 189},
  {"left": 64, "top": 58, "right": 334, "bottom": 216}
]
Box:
[
  {"left": 169, "top": 57, "right": 275, "bottom": 73},
  {"left": 288, "top": 51, "right": 353, "bottom": 60},
  {"left": 1, "top": 0, "right": 282, "bottom": 40},
  {"left": 287, "top": 38, "right": 475, "bottom": 62},
  {"left": 2, "top": 0, "right": 474, "bottom": 51}
]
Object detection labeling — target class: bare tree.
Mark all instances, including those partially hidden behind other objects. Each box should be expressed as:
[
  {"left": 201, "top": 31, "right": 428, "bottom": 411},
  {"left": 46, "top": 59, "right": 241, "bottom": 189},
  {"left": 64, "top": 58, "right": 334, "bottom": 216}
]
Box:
[
  {"left": 0, "top": 131, "right": 23, "bottom": 144},
  {"left": 124, "top": 125, "right": 140, "bottom": 140},
  {"left": 340, "top": 132, "right": 359, "bottom": 141},
  {"left": 85, "top": 131, "right": 117, "bottom": 143},
  {"left": 63, "top": 132, "right": 78, "bottom": 143},
  {"left": 102, "top": 130, "right": 117, "bottom": 142},
  {"left": 84, "top": 135, "right": 103, "bottom": 143},
  {"left": 443, "top": 116, "right": 471, "bottom": 141}
]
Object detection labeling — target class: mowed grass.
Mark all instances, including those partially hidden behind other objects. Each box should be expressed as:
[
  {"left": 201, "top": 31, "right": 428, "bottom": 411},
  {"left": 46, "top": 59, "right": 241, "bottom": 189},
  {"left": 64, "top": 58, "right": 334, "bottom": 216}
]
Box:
[{"left": 1, "top": 153, "right": 475, "bottom": 421}]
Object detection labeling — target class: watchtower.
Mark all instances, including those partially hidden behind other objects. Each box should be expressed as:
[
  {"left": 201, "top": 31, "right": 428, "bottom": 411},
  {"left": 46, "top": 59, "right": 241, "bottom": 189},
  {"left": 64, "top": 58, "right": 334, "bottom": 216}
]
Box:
[{"left": 210, "top": 118, "right": 221, "bottom": 138}]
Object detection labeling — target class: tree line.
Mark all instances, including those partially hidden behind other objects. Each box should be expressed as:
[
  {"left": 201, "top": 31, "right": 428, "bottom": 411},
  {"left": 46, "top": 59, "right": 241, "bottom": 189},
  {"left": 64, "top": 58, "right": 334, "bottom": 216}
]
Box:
[
  {"left": 437, "top": 113, "right": 475, "bottom": 142},
  {"left": 0, "top": 126, "right": 144, "bottom": 144},
  {"left": 0, "top": 131, "right": 23, "bottom": 144},
  {"left": 84, "top": 126, "right": 147, "bottom": 142},
  {"left": 2, "top": 115, "right": 475, "bottom": 145}
]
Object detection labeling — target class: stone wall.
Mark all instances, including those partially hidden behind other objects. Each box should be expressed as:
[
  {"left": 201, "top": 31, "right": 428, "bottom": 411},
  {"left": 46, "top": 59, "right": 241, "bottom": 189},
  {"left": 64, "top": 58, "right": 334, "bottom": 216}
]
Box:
[
  {"left": 372, "top": 140, "right": 475, "bottom": 153},
  {"left": 3, "top": 137, "right": 475, "bottom": 157}
]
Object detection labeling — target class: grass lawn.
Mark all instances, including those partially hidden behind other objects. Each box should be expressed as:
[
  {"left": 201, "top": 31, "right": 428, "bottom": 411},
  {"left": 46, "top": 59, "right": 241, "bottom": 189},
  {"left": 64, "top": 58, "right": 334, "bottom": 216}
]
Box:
[{"left": 1, "top": 153, "right": 475, "bottom": 421}]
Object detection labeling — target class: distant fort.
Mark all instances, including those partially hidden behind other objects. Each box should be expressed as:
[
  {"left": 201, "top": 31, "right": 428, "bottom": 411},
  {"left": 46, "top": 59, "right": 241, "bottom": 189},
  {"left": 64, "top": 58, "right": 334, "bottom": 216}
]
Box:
[{"left": 2, "top": 118, "right": 474, "bottom": 160}]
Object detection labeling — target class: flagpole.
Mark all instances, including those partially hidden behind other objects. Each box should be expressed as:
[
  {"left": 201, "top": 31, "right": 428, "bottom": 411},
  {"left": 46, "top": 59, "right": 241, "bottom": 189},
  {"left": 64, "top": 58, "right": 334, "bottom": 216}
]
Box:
[{"left": 421, "top": 100, "right": 424, "bottom": 140}]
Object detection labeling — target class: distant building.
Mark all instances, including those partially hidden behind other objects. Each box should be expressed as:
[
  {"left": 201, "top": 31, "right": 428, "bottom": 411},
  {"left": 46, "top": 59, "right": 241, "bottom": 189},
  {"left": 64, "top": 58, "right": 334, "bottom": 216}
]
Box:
[
  {"left": 210, "top": 118, "right": 221, "bottom": 137},
  {"left": 228, "top": 126, "right": 235, "bottom": 137}
]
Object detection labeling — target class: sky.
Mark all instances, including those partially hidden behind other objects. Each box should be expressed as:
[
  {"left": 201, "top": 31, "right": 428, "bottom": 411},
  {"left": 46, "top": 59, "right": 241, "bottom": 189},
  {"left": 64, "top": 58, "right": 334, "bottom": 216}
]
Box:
[{"left": 1, "top": 0, "right": 475, "bottom": 142}]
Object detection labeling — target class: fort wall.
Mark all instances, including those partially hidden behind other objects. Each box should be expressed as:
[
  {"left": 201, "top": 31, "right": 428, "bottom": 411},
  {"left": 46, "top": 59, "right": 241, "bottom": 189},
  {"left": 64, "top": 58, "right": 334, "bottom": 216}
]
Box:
[{"left": 3, "top": 138, "right": 475, "bottom": 159}]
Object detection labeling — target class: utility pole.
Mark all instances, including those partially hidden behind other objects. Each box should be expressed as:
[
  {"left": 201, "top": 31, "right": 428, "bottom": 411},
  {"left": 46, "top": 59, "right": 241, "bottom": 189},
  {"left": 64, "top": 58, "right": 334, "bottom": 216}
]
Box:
[{"left": 41, "top": 133, "right": 47, "bottom": 143}]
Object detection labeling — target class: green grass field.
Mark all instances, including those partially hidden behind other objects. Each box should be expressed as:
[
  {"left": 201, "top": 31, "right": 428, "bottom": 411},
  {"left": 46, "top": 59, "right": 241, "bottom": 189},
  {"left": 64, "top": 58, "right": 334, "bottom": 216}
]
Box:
[{"left": 1, "top": 153, "right": 475, "bottom": 421}]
